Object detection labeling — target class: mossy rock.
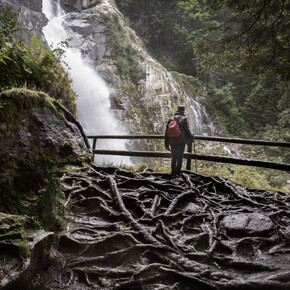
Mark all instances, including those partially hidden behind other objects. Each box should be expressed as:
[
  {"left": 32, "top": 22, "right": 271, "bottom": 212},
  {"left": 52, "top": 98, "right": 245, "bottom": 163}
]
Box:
[
  {"left": 0, "top": 88, "right": 91, "bottom": 218},
  {"left": 0, "top": 213, "right": 54, "bottom": 289}
]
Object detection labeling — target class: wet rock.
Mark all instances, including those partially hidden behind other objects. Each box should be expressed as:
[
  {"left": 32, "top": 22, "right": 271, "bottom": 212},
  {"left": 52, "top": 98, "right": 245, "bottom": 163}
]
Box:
[
  {"left": 4, "top": 0, "right": 42, "bottom": 12},
  {"left": 0, "top": 213, "right": 54, "bottom": 290},
  {"left": 220, "top": 213, "right": 274, "bottom": 236},
  {"left": 58, "top": 0, "right": 216, "bottom": 137}
]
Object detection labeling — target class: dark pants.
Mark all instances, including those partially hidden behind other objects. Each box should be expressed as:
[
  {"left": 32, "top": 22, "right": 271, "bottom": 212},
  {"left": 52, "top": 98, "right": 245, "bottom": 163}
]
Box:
[{"left": 170, "top": 143, "right": 185, "bottom": 176}]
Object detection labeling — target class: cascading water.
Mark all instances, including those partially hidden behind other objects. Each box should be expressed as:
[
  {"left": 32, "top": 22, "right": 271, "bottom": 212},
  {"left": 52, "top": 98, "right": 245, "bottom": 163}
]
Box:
[
  {"left": 187, "top": 97, "right": 214, "bottom": 135},
  {"left": 42, "top": 0, "right": 131, "bottom": 165}
]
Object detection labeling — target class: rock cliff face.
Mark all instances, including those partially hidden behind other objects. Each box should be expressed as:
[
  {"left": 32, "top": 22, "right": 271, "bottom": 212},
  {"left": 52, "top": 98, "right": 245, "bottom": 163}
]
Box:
[
  {"left": 62, "top": 0, "right": 90, "bottom": 12},
  {"left": 1, "top": 0, "right": 48, "bottom": 45},
  {"left": 4, "top": 0, "right": 217, "bottom": 140}
]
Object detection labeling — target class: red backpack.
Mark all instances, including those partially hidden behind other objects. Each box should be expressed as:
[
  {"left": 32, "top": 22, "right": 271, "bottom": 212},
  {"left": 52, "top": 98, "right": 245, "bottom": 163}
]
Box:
[{"left": 167, "top": 116, "right": 182, "bottom": 137}]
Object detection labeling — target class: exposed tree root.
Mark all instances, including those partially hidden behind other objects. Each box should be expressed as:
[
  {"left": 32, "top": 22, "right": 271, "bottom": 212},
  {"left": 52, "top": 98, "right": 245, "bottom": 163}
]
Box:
[{"left": 34, "top": 165, "right": 290, "bottom": 289}]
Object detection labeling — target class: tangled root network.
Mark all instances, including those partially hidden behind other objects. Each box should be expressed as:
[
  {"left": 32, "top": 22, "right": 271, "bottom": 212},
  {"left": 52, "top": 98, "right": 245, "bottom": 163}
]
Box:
[{"left": 41, "top": 165, "right": 290, "bottom": 289}]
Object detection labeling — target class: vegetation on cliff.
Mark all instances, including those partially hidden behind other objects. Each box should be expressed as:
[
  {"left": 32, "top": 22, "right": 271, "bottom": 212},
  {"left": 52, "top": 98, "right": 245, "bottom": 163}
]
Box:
[
  {"left": 0, "top": 1, "right": 288, "bottom": 199},
  {"left": 113, "top": 0, "right": 289, "bottom": 192},
  {"left": 0, "top": 3, "right": 77, "bottom": 115}
]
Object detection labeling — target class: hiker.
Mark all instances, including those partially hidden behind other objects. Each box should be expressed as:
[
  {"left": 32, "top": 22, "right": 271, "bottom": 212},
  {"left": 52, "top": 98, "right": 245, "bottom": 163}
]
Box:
[{"left": 165, "top": 105, "right": 195, "bottom": 178}]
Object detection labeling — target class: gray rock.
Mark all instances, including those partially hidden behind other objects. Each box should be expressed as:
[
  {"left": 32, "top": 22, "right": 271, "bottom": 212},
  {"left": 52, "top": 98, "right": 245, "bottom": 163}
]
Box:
[
  {"left": 6, "top": 0, "right": 218, "bottom": 153},
  {"left": 61, "top": 0, "right": 88, "bottom": 12},
  {"left": 3, "top": 0, "right": 42, "bottom": 12},
  {"left": 0, "top": 89, "right": 90, "bottom": 210},
  {"left": 1, "top": 0, "right": 48, "bottom": 46},
  {"left": 220, "top": 213, "right": 274, "bottom": 236}
]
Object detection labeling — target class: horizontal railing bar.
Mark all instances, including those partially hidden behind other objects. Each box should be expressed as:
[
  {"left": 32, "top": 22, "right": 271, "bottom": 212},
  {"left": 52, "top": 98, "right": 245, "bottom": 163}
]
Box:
[
  {"left": 195, "top": 136, "right": 290, "bottom": 147},
  {"left": 92, "top": 149, "right": 290, "bottom": 171},
  {"left": 87, "top": 135, "right": 290, "bottom": 148},
  {"left": 87, "top": 135, "right": 163, "bottom": 139}
]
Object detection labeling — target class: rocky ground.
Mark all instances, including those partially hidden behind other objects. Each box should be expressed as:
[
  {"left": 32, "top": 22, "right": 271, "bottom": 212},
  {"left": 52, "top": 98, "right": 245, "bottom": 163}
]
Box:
[{"left": 25, "top": 164, "right": 290, "bottom": 289}]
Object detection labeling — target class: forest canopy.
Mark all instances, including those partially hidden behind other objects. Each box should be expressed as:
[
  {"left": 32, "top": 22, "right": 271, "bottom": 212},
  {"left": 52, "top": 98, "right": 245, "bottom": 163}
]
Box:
[
  {"left": 116, "top": 0, "right": 290, "bottom": 80},
  {"left": 195, "top": 0, "right": 290, "bottom": 80}
]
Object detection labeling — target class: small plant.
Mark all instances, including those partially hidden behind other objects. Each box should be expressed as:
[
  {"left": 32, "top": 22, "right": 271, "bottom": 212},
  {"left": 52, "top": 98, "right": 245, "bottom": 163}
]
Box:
[{"left": 31, "top": 273, "right": 41, "bottom": 288}]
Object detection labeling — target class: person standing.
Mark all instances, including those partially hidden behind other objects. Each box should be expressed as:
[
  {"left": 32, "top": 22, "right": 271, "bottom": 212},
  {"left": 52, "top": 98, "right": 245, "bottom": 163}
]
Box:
[{"left": 165, "top": 105, "right": 195, "bottom": 178}]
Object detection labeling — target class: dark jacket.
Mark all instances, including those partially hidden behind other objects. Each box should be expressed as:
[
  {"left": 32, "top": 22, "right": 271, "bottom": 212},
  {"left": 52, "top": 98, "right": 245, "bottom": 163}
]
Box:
[{"left": 165, "top": 113, "right": 194, "bottom": 148}]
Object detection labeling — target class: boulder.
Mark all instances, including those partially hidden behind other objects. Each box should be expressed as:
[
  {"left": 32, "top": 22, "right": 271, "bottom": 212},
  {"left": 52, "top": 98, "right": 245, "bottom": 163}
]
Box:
[
  {"left": 220, "top": 213, "right": 274, "bottom": 236},
  {"left": 0, "top": 88, "right": 90, "bottom": 213}
]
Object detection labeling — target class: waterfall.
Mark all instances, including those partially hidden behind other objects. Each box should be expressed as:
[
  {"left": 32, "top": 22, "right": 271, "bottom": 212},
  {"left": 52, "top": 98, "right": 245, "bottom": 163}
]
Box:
[
  {"left": 42, "top": 0, "right": 131, "bottom": 165},
  {"left": 187, "top": 97, "right": 214, "bottom": 135}
]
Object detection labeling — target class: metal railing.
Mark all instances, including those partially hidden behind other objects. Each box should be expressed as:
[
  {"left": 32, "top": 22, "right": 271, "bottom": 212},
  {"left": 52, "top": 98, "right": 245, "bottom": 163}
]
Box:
[{"left": 87, "top": 135, "right": 290, "bottom": 172}]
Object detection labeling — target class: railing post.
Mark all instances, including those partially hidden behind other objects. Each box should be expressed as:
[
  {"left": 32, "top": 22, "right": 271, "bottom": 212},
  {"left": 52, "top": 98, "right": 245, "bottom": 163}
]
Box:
[
  {"left": 186, "top": 141, "right": 192, "bottom": 170},
  {"left": 92, "top": 138, "right": 97, "bottom": 163}
]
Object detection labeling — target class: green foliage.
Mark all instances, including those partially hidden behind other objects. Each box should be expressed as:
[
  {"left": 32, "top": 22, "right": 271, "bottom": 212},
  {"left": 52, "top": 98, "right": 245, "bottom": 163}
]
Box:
[
  {"left": 201, "top": 69, "right": 290, "bottom": 151},
  {"left": 171, "top": 71, "right": 204, "bottom": 97},
  {"left": 117, "top": 1, "right": 289, "bottom": 156},
  {"left": 198, "top": 163, "right": 278, "bottom": 191},
  {"left": 116, "top": 0, "right": 200, "bottom": 76},
  {"left": 0, "top": 35, "right": 77, "bottom": 114},
  {"left": 122, "top": 160, "right": 288, "bottom": 192},
  {"left": 205, "top": 82, "right": 246, "bottom": 134},
  {"left": 116, "top": 82, "right": 155, "bottom": 134},
  {"left": 194, "top": 0, "right": 290, "bottom": 80}
]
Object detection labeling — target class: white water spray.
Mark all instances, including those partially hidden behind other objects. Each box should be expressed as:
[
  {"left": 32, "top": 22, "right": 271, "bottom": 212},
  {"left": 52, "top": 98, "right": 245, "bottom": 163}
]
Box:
[{"left": 42, "top": 0, "right": 131, "bottom": 165}]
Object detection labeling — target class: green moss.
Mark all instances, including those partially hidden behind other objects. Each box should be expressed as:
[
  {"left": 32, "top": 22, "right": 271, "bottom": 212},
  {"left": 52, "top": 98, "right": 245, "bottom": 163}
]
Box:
[
  {"left": 37, "top": 174, "right": 65, "bottom": 231},
  {"left": 115, "top": 82, "right": 155, "bottom": 134},
  {"left": 16, "top": 240, "right": 31, "bottom": 259},
  {"left": 0, "top": 88, "right": 65, "bottom": 131},
  {"left": 0, "top": 88, "right": 90, "bottom": 229},
  {"left": 0, "top": 214, "right": 42, "bottom": 259}
]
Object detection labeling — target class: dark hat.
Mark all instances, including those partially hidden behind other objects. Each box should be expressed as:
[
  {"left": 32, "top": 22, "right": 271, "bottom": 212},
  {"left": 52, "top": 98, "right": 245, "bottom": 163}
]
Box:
[{"left": 176, "top": 105, "right": 185, "bottom": 114}]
